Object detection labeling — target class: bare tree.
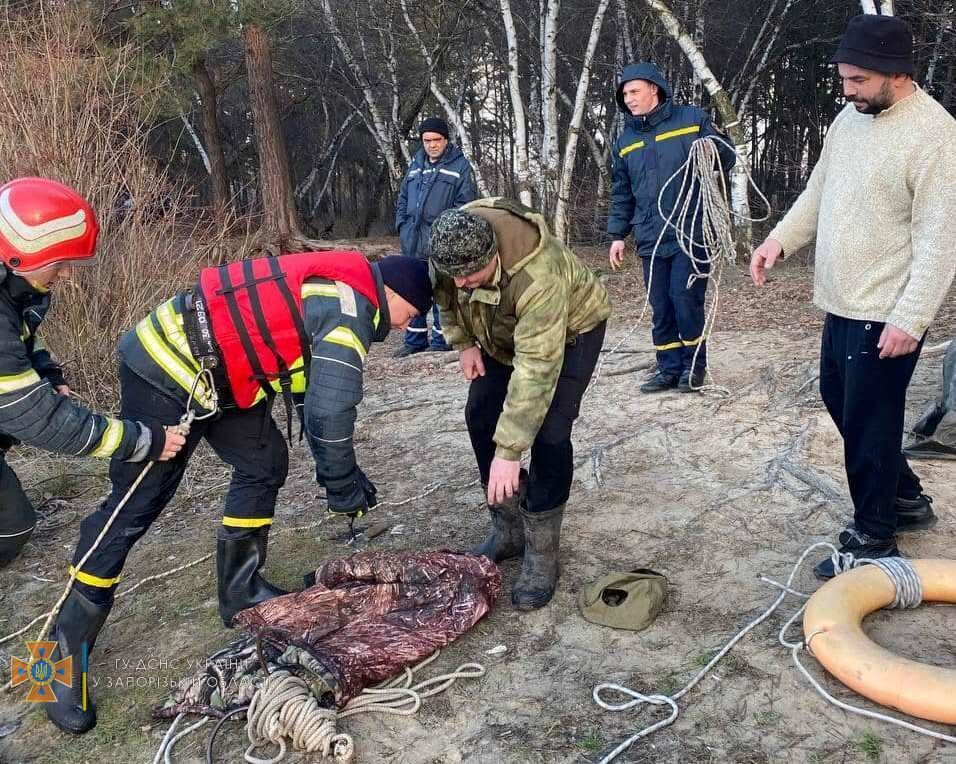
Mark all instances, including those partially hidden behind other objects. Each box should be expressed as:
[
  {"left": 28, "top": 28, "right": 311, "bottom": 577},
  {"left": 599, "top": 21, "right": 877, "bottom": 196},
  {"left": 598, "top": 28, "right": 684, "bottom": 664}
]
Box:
[{"left": 244, "top": 22, "right": 301, "bottom": 243}]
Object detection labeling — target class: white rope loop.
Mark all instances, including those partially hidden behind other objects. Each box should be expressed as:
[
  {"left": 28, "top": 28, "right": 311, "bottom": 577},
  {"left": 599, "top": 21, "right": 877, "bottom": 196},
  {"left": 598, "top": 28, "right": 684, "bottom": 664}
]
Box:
[{"left": 595, "top": 542, "right": 951, "bottom": 763}]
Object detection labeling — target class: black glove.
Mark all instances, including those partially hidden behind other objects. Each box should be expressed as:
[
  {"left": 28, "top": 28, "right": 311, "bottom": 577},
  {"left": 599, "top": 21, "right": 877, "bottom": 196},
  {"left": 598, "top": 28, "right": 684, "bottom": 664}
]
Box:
[{"left": 325, "top": 468, "right": 377, "bottom": 518}]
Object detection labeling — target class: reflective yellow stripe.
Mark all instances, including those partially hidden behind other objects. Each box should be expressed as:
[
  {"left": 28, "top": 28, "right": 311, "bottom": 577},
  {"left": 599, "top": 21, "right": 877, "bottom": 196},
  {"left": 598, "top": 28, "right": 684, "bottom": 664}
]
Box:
[
  {"left": 656, "top": 125, "right": 700, "bottom": 142},
  {"left": 69, "top": 565, "right": 121, "bottom": 588},
  {"left": 89, "top": 418, "right": 123, "bottom": 457},
  {"left": 373, "top": 309, "right": 380, "bottom": 329},
  {"left": 0, "top": 369, "right": 41, "bottom": 393},
  {"left": 268, "top": 355, "right": 307, "bottom": 394},
  {"left": 135, "top": 306, "right": 214, "bottom": 409},
  {"left": 682, "top": 336, "right": 704, "bottom": 347},
  {"left": 323, "top": 327, "right": 367, "bottom": 360},
  {"left": 20, "top": 322, "right": 29, "bottom": 341},
  {"left": 619, "top": 140, "right": 645, "bottom": 157},
  {"left": 155, "top": 301, "right": 199, "bottom": 373},
  {"left": 655, "top": 341, "right": 684, "bottom": 351},
  {"left": 222, "top": 516, "right": 273, "bottom": 528},
  {"left": 301, "top": 284, "right": 340, "bottom": 299}
]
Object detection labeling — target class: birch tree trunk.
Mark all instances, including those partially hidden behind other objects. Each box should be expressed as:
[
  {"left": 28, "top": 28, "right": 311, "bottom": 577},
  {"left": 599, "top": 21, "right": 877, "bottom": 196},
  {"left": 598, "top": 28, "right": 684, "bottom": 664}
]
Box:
[
  {"left": 925, "top": 6, "right": 952, "bottom": 90},
  {"left": 192, "top": 57, "right": 231, "bottom": 221},
  {"left": 399, "top": 0, "right": 487, "bottom": 195},
  {"left": 244, "top": 22, "right": 301, "bottom": 244},
  {"left": 553, "top": 0, "right": 612, "bottom": 241},
  {"left": 860, "top": 0, "right": 878, "bottom": 14},
  {"left": 319, "top": 0, "right": 402, "bottom": 183},
  {"left": 538, "top": 0, "right": 561, "bottom": 211},
  {"left": 499, "top": 0, "right": 532, "bottom": 205},
  {"left": 644, "top": 0, "right": 753, "bottom": 253},
  {"left": 736, "top": 0, "right": 796, "bottom": 117}
]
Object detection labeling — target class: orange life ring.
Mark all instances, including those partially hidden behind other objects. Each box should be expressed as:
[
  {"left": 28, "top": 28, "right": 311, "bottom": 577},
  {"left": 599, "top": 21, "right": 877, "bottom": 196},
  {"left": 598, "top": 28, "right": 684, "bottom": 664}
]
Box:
[{"left": 802, "top": 558, "right": 956, "bottom": 725}]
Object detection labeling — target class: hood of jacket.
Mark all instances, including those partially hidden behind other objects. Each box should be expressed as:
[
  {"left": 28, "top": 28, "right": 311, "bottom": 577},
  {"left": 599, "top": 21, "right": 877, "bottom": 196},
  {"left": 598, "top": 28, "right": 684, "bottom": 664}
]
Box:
[{"left": 616, "top": 62, "right": 674, "bottom": 130}]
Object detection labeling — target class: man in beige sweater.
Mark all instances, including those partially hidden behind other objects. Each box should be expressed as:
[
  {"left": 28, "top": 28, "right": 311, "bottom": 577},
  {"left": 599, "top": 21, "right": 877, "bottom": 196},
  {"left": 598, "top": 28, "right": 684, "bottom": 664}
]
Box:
[{"left": 749, "top": 14, "right": 956, "bottom": 579}]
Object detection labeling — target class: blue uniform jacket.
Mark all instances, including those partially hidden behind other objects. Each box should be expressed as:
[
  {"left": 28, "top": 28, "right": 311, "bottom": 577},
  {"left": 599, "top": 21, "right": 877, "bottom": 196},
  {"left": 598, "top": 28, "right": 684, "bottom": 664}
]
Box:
[
  {"left": 395, "top": 144, "right": 476, "bottom": 259},
  {"left": 607, "top": 62, "right": 736, "bottom": 258}
]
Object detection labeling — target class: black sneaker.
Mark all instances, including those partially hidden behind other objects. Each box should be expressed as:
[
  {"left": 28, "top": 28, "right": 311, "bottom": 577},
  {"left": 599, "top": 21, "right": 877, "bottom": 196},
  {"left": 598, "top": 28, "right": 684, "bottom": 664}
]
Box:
[
  {"left": 678, "top": 368, "right": 706, "bottom": 393},
  {"left": 895, "top": 494, "right": 937, "bottom": 532},
  {"left": 640, "top": 371, "right": 680, "bottom": 393},
  {"left": 814, "top": 526, "right": 900, "bottom": 580},
  {"left": 393, "top": 344, "right": 428, "bottom": 359}
]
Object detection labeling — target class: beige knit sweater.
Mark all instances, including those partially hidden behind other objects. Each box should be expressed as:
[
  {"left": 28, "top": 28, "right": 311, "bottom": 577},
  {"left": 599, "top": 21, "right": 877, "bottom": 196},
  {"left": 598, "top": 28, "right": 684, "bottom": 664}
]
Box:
[{"left": 769, "top": 85, "right": 956, "bottom": 338}]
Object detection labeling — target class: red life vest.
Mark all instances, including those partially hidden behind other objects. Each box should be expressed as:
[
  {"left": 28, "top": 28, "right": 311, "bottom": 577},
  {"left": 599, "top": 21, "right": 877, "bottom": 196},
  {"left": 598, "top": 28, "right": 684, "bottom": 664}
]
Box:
[{"left": 198, "top": 250, "right": 378, "bottom": 411}]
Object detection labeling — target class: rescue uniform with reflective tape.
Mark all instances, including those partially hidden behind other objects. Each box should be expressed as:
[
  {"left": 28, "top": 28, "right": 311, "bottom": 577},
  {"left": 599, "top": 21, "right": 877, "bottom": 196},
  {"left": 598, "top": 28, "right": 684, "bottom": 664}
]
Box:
[
  {"left": 0, "top": 268, "right": 157, "bottom": 563},
  {"left": 607, "top": 62, "right": 736, "bottom": 377},
  {"left": 67, "top": 252, "right": 390, "bottom": 599}
]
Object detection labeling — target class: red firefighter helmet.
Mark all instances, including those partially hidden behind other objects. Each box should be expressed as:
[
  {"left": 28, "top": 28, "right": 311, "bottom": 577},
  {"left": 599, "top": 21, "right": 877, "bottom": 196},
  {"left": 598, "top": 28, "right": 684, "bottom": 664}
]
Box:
[{"left": 0, "top": 177, "right": 99, "bottom": 273}]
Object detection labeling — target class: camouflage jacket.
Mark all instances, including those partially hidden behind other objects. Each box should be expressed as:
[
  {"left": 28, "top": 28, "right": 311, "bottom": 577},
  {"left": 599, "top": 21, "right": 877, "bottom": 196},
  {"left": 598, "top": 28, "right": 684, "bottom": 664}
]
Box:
[{"left": 433, "top": 198, "right": 611, "bottom": 460}]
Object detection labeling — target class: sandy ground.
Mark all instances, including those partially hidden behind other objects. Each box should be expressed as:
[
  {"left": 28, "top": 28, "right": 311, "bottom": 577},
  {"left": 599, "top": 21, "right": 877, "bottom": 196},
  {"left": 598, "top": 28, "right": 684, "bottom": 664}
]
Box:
[{"left": 1, "top": 252, "right": 955, "bottom": 764}]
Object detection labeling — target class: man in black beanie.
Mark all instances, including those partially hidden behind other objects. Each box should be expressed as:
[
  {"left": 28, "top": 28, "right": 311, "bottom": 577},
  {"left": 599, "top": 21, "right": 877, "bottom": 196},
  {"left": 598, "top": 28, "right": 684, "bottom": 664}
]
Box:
[
  {"left": 751, "top": 13, "right": 956, "bottom": 579},
  {"left": 394, "top": 116, "right": 476, "bottom": 356},
  {"left": 46, "top": 249, "right": 432, "bottom": 734}
]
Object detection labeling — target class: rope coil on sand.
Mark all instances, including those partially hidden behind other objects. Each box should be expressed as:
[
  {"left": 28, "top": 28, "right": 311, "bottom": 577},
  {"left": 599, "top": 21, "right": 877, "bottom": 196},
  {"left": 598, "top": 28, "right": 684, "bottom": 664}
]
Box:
[{"left": 593, "top": 544, "right": 956, "bottom": 764}]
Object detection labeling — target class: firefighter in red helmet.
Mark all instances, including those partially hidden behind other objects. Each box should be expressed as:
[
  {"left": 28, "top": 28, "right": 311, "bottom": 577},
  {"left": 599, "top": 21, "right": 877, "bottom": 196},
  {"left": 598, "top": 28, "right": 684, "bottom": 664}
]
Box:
[
  {"left": 45, "top": 242, "right": 433, "bottom": 734},
  {"left": 0, "top": 177, "right": 185, "bottom": 567}
]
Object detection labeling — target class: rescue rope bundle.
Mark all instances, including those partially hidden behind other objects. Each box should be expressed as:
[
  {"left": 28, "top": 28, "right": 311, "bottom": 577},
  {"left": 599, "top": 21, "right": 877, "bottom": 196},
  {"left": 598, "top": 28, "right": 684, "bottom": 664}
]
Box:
[
  {"left": 589, "top": 134, "right": 770, "bottom": 396},
  {"left": 153, "top": 650, "right": 485, "bottom": 763},
  {"left": 593, "top": 543, "right": 956, "bottom": 763}
]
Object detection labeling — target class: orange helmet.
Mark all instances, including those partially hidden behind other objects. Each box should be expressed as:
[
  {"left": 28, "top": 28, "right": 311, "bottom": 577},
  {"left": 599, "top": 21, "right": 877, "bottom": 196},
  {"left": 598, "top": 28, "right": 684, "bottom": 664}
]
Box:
[{"left": 0, "top": 177, "right": 98, "bottom": 273}]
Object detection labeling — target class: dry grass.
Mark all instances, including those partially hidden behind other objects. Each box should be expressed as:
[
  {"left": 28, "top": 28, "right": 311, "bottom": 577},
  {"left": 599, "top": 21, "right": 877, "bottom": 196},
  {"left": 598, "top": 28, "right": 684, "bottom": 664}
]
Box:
[{"left": 0, "top": 3, "right": 238, "bottom": 409}]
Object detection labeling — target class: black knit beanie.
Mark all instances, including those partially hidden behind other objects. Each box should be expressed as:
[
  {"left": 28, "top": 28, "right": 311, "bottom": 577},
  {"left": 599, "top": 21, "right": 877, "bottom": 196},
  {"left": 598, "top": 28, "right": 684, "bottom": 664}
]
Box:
[
  {"left": 419, "top": 117, "right": 450, "bottom": 139},
  {"left": 376, "top": 255, "right": 433, "bottom": 315}
]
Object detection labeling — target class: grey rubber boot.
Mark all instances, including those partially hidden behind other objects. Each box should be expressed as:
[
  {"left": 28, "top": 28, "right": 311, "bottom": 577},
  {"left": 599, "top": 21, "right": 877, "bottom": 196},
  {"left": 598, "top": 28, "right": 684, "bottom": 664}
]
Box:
[
  {"left": 470, "top": 470, "right": 527, "bottom": 563},
  {"left": 45, "top": 589, "right": 112, "bottom": 734},
  {"left": 512, "top": 504, "right": 564, "bottom": 610}
]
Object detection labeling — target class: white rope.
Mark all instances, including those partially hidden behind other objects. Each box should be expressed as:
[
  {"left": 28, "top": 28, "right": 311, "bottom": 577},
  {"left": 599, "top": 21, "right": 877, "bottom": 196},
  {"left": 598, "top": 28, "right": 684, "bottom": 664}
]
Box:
[
  {"left": 588, "top": 134, "right": 770, "bottom": 398},
  {"left": 240, "top": 652, "right": 485, "bottom": 764},
  {"left": 151, "top": 712, "right": 210, "bottom": 764},
  {"left": 594, "top": 543, "right": 956, "bottom": 762}
]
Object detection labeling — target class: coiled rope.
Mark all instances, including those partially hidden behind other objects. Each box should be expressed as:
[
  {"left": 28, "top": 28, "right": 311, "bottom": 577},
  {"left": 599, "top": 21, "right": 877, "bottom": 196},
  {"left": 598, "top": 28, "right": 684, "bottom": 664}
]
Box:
[
  {"left": 155, "top": 650, "right": 485, "bottom": 763},
  {"left": 589, "top": 134, "right": 770, "bottom": 397},
  {"left": 593, "top": 544, "right": 956, "bottom": 763}
]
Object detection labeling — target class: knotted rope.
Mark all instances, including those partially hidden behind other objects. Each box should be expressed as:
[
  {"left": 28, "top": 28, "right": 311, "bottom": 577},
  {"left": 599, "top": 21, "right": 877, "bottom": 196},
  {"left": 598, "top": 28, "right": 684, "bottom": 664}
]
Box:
[{"left": 593, "top": 543, "right": 955, "bottom": 763}]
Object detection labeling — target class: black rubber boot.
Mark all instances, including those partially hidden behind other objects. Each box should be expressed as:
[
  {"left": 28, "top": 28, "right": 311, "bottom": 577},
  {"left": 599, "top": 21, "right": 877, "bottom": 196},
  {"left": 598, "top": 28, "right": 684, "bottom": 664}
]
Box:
[
  {"left": 640, "top": 372, "right": 679, "bottom": 394},
  {"left": 217, "top": 526, "right": 288, "bottom": 627},
  {"left": 45, "top": 588, "right": 111, "bottom": 734},
  {"left": 471, "top": 471, "right": 527, "bottom": 563},
  {"left": 0, "top": 458, "right": 36, "bottom": 566},
  {"left": 895, "top": 494, "right": 937, "bottom": 532},
  {"left": 512, "top": 504, "right": 564, "bottom": 610}
]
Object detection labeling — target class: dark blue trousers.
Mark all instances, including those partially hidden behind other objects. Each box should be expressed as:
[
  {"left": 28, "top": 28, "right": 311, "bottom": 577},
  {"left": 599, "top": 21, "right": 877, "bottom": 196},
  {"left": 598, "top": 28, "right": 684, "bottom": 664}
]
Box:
[
  {"left": 819, "top": 314, "right": 924, "bottom": 539},
  {"left": 641, "top": 252, "right": 708, "bottom": 376},
  {"left": 403, "top": 304, "right": 450, "bottom": 351}
]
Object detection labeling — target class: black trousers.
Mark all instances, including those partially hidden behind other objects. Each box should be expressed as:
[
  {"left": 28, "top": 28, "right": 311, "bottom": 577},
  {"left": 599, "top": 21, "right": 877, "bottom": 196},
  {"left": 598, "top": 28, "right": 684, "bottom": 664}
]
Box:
[
  {"left": 465, "top": 321, "right": 606, "bottom": 514},
  {"left": 0, "top": 451, "right": 35, "bottom": 564},
  {"left": 819, "top": 314, "right": 924, "bottom": 539},
  {"left": 71, "top": 364, "right": 288, "bottom": 602}
]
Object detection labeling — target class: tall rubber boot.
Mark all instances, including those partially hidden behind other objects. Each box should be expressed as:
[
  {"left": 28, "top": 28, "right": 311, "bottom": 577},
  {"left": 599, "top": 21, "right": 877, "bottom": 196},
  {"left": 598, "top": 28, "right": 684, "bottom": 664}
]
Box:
[
  {"left": 471, "top": 470, "right": 527, "bottom": 562},
  {"left": 512, "top": 504, "right": 564, "bottom": 610},
  {"left": 217, "top": 526, "right": 288, "bottom": 627},
  {"left": 45, "top": 588, "right": 112, "bottom": 734},
  {"left": 0, "top": 458, "right": 36, "bottom": 566}
]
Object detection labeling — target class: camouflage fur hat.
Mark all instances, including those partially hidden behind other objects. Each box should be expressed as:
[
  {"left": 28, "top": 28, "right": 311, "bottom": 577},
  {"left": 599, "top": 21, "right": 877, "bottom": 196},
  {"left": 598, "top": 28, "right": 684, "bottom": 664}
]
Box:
[{"left": 429, "top": 209, "right": 497, "bottom": 277}]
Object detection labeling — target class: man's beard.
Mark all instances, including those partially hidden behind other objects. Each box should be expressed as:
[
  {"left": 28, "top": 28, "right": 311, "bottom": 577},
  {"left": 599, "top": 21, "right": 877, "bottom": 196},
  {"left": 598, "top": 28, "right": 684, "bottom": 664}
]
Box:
[{"left": 849, "top": 81, "right": 894, "bottom": 115}]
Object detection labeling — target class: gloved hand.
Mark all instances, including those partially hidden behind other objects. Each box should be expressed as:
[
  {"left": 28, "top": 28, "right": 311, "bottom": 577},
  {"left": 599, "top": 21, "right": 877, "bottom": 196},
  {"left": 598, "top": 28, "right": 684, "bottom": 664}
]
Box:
[{"left": 325, "top": 467, "right": 377, "bottom": 518}]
